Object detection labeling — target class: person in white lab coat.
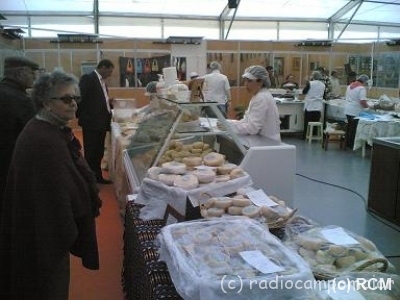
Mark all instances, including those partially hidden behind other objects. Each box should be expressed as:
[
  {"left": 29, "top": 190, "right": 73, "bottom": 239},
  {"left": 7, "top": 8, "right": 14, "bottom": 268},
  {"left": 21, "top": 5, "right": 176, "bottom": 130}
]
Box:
[
  {"left": 225, "top": 65, "right": 281, "bottom": 142},
  {"left": 203, "top": 61, "right": 231, "bottom": 118},
  {"left": 301, "top": 71, "right": 326, "bottom": 139}
]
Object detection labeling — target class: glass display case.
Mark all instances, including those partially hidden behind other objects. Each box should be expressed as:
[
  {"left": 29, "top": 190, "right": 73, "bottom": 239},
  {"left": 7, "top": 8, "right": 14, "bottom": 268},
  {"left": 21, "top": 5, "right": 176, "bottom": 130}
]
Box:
[{"left": 123, "top": 95, "right": 247, "bottom": 191}]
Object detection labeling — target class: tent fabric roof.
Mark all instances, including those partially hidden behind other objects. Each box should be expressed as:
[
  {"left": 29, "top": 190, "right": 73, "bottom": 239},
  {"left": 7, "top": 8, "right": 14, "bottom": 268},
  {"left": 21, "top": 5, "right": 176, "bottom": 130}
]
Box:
[{"left": 0, "top": 0, "right": 399, "bottom": 40}]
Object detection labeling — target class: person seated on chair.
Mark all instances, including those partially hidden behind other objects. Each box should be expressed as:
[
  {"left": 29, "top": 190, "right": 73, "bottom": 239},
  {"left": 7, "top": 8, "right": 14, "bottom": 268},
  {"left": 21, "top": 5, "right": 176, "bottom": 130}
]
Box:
[{"left": 302, "top": 71, "right": 325, "bottom": 140}]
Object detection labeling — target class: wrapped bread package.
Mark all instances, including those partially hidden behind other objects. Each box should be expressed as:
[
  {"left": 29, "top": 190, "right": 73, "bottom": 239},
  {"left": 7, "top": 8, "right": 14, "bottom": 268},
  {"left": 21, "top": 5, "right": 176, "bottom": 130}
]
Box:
[
  {"left": 157, "top": 218, "right": 317, "bottom": 300},
  {"left": 283, "top": 225, "right": 394, "bottom": 279}
]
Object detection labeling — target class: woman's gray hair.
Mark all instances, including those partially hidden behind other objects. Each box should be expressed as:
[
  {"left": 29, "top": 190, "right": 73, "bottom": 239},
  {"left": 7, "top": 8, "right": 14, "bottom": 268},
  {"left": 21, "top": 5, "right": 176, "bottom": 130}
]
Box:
[
  {"left": 209, "top": 61, "right": 221, "bottom": 71},
  {"left": 243, "top": 65, "right": 271, "bottom": 88},
  {"left": 31, "top": 70, "right": 78, "bottom": 110}
]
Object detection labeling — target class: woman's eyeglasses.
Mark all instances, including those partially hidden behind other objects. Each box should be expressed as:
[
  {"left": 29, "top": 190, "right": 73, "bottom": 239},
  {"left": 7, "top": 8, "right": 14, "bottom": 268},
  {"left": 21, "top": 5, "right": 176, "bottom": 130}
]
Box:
[{"left": 51, "top": 95, "right": 81, "bottom": 104}]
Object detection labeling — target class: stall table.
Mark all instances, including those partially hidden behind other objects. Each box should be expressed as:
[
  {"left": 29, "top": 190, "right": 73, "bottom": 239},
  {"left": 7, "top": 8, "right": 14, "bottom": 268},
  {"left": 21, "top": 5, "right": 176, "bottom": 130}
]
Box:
[
  {"left": 354, "top": 117, "right": 400, "bottom": 157},
  {"left": 123, "top": 201, "right": 182, "bottom": 300}
]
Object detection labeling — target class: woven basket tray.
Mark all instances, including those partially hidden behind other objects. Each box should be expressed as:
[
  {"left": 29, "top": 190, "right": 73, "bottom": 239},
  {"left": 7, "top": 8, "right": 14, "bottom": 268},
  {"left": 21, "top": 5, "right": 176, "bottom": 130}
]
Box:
[{"left": 313, "top": 257, "right": 389, "bottom": 281}]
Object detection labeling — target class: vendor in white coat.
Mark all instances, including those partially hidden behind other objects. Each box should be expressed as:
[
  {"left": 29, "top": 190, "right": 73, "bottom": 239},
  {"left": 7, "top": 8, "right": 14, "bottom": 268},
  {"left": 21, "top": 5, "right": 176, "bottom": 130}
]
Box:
[
  {"left": 225, "top": 65, "right": 281, "bottom": 142},
  {"left": 301, "top": 71, "right": 326, "bottom": 140}
]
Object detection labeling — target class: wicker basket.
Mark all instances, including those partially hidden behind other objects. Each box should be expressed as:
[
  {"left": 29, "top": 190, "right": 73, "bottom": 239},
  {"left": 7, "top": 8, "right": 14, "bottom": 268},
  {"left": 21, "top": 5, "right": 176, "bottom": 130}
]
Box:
[{"left": 313, "top": 257, "right": 389, "bottom": 281}]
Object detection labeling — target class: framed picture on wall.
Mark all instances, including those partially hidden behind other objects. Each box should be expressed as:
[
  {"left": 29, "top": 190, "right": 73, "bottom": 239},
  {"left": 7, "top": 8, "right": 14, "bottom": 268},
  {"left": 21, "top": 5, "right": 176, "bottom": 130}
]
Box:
[
  {"left": 293, "top": 57, "right": 301, "bottom": 71},
  {"left": 274, "top": 57, "right": 284, "bottom": 76}
]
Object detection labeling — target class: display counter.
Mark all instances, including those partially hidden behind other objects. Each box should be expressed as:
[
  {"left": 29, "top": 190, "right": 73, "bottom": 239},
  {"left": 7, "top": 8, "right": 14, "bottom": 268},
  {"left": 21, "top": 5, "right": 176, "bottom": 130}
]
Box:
[{"left": 218, "top": 134, "right": 296, "bottom": 207}]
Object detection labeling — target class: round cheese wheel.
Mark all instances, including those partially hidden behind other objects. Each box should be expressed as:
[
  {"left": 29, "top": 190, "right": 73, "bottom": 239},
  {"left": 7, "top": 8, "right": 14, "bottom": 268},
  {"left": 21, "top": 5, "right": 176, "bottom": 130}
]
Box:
[
  {"left": 203, "top": 152, "right": 225, "bottom": 167},
  {"left": 213, "top": 197, "right": 233, "bottom": 209},
  {"left": 158, "top": 174, "right": 180, "bottom": 186},
  {"left": 230, "top": 167, "right": 245, "bottom": 179},
  {"left": 182, "top": 156, "right": 202, "bottom": 168},
  {"left": 173, "top": 174, "right": 199, "bottom": 190},
  {"left": 217, "top": 163, "right": 237, "bottom": 175},
  {"left": 147, "top": 166, "right": 162, "bottom": 180},
  {"left": 161, "top": 161, "right": 186, "bottom": 174},
  {"left": 215, "top": 175, "right": 230, "bottom": 182},
  {"left": 241, "top": 205, "right": 261, "bottom": 218},
  {"left": 227, "top": 206, "right": 243, "bottom": 215},
  {"left": 193, "top": 169, "right": 216, "bottom": 183},
  {"left": 206, "top": 207, "right": 225, "bottom": 217},
  {"left": 231, "top": 198, "right": 251, "bottom": 207}
]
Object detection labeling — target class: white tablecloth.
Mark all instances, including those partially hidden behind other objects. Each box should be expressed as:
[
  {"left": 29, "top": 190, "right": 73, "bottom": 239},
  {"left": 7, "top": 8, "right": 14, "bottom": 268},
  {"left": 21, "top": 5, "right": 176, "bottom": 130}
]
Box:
[{"left": 354, "top": 117, "right": 400, "bottom": 152}]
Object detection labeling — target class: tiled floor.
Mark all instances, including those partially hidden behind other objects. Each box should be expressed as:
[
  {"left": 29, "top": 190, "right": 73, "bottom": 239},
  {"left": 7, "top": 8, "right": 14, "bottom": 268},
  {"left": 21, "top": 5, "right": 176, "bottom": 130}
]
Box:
[{"left": 282, "top": 135, "right": 400, "bottom": 275}]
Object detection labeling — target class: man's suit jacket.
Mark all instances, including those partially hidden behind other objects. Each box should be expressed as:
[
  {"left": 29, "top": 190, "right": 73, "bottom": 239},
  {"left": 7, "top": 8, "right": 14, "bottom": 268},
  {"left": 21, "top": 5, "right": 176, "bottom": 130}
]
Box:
[{"left": 77, "top": 71, "right": 112, "bottom": 131}]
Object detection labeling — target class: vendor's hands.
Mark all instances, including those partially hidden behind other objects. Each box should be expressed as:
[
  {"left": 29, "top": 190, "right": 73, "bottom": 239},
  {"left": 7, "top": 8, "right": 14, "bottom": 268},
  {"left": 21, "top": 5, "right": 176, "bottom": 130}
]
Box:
[{"left": 217, "top": 121, "right": 226, "bottom": 131}]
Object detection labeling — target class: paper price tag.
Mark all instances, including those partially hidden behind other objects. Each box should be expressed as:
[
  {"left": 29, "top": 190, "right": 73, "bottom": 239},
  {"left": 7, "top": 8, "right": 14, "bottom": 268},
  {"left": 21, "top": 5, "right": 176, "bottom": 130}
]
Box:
[
  {"left": 321, "top": 228, "right": 360, "bottom": 246},
  {"left": 239, "top": 250, "right": 284, "bottom": 274},
  {"left": 246, "top": 189, "right": 278, "bottom": 207}
]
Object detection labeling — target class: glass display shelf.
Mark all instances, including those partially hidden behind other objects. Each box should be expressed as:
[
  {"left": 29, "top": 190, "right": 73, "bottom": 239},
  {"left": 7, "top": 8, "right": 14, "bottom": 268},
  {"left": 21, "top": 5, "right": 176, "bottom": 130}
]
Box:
[{"left": 122, "top": 96, "right": 247, "bottom": 190}]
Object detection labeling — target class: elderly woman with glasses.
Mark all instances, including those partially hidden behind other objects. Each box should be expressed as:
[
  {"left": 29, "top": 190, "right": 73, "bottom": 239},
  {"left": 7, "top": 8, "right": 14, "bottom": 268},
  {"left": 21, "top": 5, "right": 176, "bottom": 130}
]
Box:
[
  {"left": 0, "top": 70, "right": 102, "bottom": 300},
  {"left": 223, "top": 65, "right": 281, "bottom": 142}
]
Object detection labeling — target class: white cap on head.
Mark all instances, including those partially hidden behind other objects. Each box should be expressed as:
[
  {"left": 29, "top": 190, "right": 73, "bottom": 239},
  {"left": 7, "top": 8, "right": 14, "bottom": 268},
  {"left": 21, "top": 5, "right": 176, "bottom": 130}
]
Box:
[
  {"left": 357, "top": 74, "right": 369, "bottom": 83},
  {"left": 242, "top": 72, "right": 258, "bottom": 80},
  {"left": 242, "top": 65, "right": 271, "bottom": 87}
]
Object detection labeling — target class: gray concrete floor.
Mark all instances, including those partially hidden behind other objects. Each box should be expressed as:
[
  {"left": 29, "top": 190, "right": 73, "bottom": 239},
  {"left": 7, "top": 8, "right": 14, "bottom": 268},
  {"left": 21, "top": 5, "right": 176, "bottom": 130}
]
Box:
[{"left": 282, "top": 135, "right": 400, "bottom": 275}]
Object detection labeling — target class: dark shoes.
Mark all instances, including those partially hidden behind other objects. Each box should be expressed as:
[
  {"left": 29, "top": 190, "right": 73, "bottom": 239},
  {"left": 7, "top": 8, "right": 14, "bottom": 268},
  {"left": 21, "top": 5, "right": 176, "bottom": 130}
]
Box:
[{"left": 97, "top": 177, "right": 113, "bottom": 184}]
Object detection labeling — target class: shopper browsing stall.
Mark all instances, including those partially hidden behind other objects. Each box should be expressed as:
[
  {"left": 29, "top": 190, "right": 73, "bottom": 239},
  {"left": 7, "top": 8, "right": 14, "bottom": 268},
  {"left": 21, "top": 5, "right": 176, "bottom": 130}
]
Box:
[{"left": 0, "top": 70, "right": 102, "bottom": 299}]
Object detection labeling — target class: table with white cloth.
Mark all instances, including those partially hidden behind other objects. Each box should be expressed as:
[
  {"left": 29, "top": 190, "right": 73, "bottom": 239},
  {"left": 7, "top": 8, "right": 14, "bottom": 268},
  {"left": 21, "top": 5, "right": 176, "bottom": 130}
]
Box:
[{"left": 353, "top": 114, "right": 400, "bottom": 157}]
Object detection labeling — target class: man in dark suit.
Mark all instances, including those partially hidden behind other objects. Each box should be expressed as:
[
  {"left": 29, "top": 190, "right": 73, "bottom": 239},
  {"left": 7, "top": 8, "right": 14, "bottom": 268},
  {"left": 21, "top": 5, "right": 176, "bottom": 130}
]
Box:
[{"left": 77, "top": 59, "right": 115, "bottom": 184}]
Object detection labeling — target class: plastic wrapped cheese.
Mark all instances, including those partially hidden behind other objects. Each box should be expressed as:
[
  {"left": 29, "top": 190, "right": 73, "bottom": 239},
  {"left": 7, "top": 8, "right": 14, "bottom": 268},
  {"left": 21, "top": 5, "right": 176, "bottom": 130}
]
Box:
[{"left": 157, "top": 218, "right": 316, "bottom": 300}]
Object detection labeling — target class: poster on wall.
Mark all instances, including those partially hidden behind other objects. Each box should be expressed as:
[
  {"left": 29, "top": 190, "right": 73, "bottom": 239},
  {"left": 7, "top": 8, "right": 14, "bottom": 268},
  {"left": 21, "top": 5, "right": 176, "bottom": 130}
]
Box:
[
  {"left": 173, "top": 56, "right": 187, "bottom": 81},
  {"left": 119, "top": 55, "right": 171, "bottom": 88}
]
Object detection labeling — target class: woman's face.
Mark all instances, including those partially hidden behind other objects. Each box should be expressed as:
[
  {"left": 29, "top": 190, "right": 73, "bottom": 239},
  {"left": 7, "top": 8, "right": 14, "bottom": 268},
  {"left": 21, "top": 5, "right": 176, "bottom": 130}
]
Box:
[
  {"left": 244, "top": 78, "right": 262, "bottom": 94},
  {"left": 46, "top": 85, "right": 78, "bottom": 121}
]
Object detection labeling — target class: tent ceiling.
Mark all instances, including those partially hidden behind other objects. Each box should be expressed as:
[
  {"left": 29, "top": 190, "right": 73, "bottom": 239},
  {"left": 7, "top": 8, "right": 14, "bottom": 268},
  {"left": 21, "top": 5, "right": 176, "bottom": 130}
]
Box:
[{"left": 0, "top": 0, "right": 399, "bottom": 37}]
